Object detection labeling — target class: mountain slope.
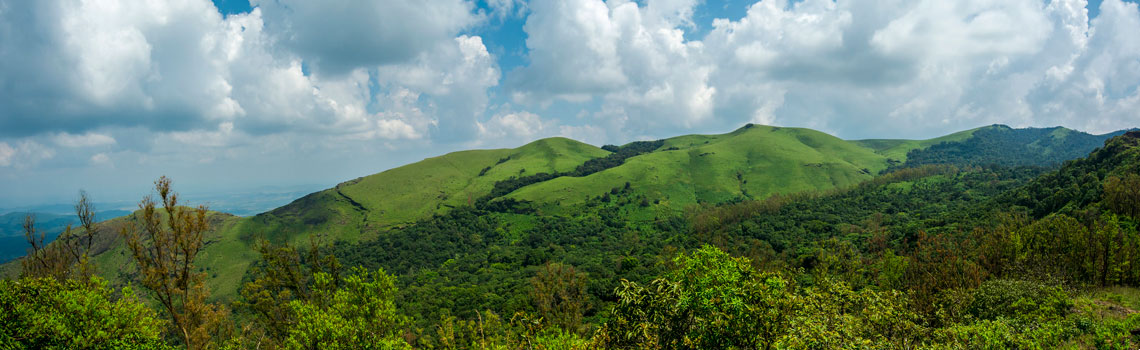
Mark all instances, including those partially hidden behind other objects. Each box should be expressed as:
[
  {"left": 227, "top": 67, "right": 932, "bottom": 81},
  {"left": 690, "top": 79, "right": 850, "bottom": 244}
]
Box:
[
  {"left": 235, "top": 137, "right": 609, "bottom": 245},
  {"left": 895, "top": 125, "right": 1132, "bottom": 170},
  {"left": 852, "top": 126, "right": 990, "bottom": 163},
  {"left": 505, "top": 125, "right": 889, "bottom": 210}
]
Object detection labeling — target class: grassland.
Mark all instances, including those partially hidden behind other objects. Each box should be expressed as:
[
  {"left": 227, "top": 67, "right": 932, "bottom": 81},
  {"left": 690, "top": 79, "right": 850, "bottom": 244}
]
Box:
[{"left": 505, "top": 125, "right": 890, "bottom": 211}]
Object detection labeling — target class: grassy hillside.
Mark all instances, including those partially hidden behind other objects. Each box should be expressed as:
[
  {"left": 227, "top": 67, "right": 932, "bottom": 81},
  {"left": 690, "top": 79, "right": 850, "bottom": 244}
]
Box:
[
  {"left": 851, "top": 125, "right": 992, "bottom": 162},
  {"left": 505, "top": 125, "right": 889, "bottom": 211},
  {"left": 236, "top": 137, "right": 610, "bottom": 246}
]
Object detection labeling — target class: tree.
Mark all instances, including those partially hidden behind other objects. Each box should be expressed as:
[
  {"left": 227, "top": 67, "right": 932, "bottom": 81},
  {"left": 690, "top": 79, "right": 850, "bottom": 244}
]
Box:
[
  {"left": 284, "top": 267, "right": 409, "bottom": 349},
  {"left": 120, "top": 176, "right": 227, "bottom": 349},
  {"left": 530, "top": 262, "right": 588, "bottom": 333},
  {"left": 1105, "top": 174, "right": 1140, "bottom": 219},
  {"left": 0, "top": 276, "right": 170, "bottom": 349},
  {"left": 237, "top": 236, "right": 341, "bottom": 344},
  {"left": 21, "top": 190, "right": 98, "bottom": 281},
  {"left": 594, "top": 246, "right": 795, "bottom": 350}
]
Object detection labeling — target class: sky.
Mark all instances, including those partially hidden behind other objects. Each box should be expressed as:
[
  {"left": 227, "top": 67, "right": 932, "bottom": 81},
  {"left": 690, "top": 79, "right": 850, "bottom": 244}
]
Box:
[{"left": 1, "top": 0, "right": 1139, "bottom": 208}]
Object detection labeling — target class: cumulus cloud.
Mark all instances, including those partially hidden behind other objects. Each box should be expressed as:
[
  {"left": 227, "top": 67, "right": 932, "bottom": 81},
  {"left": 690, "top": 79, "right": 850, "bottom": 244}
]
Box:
[
  {"left": 508, "top": 0, "right": 719, "bottom": 137},
  {"left": 487, "top": 0, "right": 528, "bottom": 19},
  {"left": 478, "top": 111, "right": 551, "bottom": 139},
  {"left": 53, "top": 132, "right": 117, "bottom": 148},
  {"left": 0, "top": 140, "right": 55, "bottom": 168},
  {"left": 376, "top": 35, "right": 501, "bottom": 140},
  {"left": 509, "top": 0, "right": 1140, "bottom": 139},
  {"left": 0, "top": 0, "right": 498, "bottom": 143},
  {"left": 0, "top": 143, "right": 13, "bottom": 167},
  {"left": 90, "top": 153, "right": 110, "bottom": 165}
]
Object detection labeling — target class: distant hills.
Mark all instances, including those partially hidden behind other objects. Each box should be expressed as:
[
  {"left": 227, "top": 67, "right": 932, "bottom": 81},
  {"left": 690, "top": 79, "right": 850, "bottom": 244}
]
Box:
[
  {"left": 0, "top": 124, "right": 1129, "bottom": 299},
  {"left": 0, "top": 210, "right": 131, "bottom": 263}
]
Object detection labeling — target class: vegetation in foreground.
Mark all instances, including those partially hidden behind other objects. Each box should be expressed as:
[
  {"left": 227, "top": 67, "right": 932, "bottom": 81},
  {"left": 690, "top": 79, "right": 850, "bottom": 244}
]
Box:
[{"left": 2, "top": 129, "right": 1139, "bottom": 349}]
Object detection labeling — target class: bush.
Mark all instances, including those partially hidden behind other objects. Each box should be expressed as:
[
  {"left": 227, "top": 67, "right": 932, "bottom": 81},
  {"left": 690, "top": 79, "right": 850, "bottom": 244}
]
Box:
[
  {"left": 0, "top": 277, "right": 169, "bottom": 350},
  {"left": 968, "top": 279, "right": 1072, "bottom": 321}
]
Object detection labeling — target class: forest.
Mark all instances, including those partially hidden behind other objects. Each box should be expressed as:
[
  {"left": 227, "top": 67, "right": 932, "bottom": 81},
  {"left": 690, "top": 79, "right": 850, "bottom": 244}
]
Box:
[{"left": 3, "top": 131, "right": 1140, "bottom": 349}]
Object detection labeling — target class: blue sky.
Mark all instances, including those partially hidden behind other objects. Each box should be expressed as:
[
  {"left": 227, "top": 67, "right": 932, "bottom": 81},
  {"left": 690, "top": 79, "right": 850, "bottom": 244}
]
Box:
[{"left": 1, "top": 0, "right": 1139, "bottom": 208}]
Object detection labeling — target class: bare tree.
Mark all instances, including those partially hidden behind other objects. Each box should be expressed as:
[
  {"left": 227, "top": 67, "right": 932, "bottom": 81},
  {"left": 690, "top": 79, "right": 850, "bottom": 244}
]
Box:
[
  {"left": 22, "top": 190, "right": 99, "bottom": 281},
  {"left": 120, "top": 176, "right": 226, "bottom": 349}
]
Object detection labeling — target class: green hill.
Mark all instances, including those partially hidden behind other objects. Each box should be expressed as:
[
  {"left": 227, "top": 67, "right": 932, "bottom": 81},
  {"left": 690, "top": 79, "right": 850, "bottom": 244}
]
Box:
[
  {"left": 851, "top": 125, "right": 991, "bottom": 162},
  {"left": 891, "top": 125, "right": 1132, "bottom": 170},
  {"left": 505, "top": 125, "right": 888, "bottom": 211},
  {"left": 236, "top": 137, "right": 609, "bottom": 245}
]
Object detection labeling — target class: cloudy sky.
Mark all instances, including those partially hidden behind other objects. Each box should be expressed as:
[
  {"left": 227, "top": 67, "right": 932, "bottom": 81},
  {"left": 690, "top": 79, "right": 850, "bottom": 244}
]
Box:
[{"left": 1, "top": 0, "right": 1139, "bottom": 207}]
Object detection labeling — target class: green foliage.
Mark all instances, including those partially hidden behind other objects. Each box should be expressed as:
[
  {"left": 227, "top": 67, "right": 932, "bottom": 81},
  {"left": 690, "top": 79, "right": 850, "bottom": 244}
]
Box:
[
  {"left": 967, "top": 279, "right": 1072, "bottom": 321},
  {"left": 781, "top": 281, "right": 924, "bottom": 349},
  {"left": 531, "top": 262, "right": 589, "bottom": 333},
  {"left": 891, "top": 125, "right": 1122, "bottom": 172},
  {"left": 1105, "top": 174, "right": 1140, "bottom": 219},
  {"left": 284, "top": 267, "right": 410, "bottom": 349},
  {"left": 594, "top": 246, "right": 793, "bottom": 349},
  {"left": 595, "top": 246, "right": 926, "bottom": 349},
  {"left": 235, "top": 238, "right": 342, "bottom": 343},
  {"left": 0, "top": 276, "right": 169, "bottom": 349}
]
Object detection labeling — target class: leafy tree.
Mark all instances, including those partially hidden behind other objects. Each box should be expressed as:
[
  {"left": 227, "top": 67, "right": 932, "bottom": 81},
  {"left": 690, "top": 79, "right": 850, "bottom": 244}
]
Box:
[
  {"left": 120, "top": 176, "right": 228, "bottom": 349},
  {"left": 1105, "top": 174, "right": 1140, "bottom": 219},
  {"left": 531, "top": 262, "right": 588, "bottom": 333},
  {"left": 967, "top": 279, "right": 1072, "bottom": 322},
  {"left": 237, "top": 237, "right": 342, "bottom": 344},
  {"left": 594, "top": 245, "right": 795, "bottom": 349},
  {"left": 284, "top": 266, "right": 410, "bottom": 349},
  {"left": 0, "top": 276, "right": 169, "bottom": 349}
]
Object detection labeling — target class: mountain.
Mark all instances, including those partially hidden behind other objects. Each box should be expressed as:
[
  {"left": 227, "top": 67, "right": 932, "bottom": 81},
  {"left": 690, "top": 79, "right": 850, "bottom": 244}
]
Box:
[
  {"left": 505, "top": 125, "right": 889, "bottom": 211},
  {"left": 1, "top": 124, "right": 1127, "bottom": 300},
  {"left": 237, "top": 137, "right": 610, "bottom": 244}
]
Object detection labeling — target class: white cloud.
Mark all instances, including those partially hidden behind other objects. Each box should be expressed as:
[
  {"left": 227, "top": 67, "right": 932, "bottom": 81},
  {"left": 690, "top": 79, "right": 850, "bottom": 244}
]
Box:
[
  {"left": 52, "top": 132, "right": 117, "bottom": 148},
  {"left": 170, "top": 122, "right": 237, "bottom": 148},
  {"left": 376, "top": 35, "right": 501, "bottom": 140},
  {"left": 508, "top": 0, "right": 1140, "bottom": 140},
  {"left": 0, "top": 143, "right": 13, "bottom": 167},
  {"left": 90, "top": 153, "right": 110, "bottom": 165},
  {"left": 557, "top": 124, "right": 609, "bottom": 146},
  {"left": 375, "top": 119, "right": 422, "bottom": 140},
  {"left": 508, "top": 0, "right": 626, "bottom": 100},
  {"left": 509, "top": 0, "right": 719, "bottom": 137},
  {"left": 487, "top": 0, "right": 528, "bottom": 19},
  {"left": 479, "top": 111, "right": 550, "bottom": 139},
  {"left": 0, "top": 140, "right": 55, "bottom": 168}
]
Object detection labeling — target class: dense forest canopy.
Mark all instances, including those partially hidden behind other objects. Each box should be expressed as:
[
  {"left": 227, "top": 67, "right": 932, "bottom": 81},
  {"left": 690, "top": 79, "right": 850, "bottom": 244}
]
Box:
[{"left": 3, "top": 127, "right": 1140, "bottom": 349}]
